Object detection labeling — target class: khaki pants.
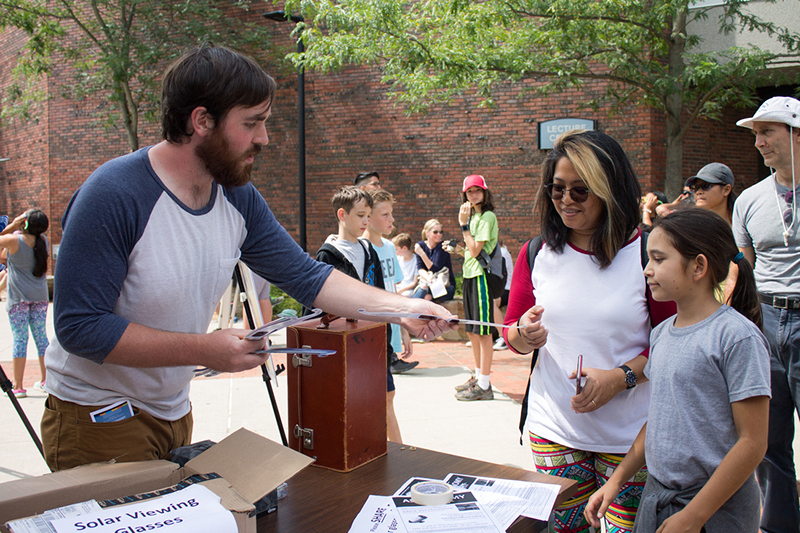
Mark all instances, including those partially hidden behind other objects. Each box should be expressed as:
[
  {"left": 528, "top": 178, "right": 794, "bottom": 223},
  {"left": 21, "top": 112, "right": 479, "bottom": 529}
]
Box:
[{"left": 41, "top": 395, "right": 193, "bottom": 472}]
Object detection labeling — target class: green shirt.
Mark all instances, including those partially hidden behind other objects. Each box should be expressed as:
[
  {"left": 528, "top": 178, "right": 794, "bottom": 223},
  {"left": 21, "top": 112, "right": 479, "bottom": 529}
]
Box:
[{"left": 462, "top": 210, "right": 498, "bottom": 279}]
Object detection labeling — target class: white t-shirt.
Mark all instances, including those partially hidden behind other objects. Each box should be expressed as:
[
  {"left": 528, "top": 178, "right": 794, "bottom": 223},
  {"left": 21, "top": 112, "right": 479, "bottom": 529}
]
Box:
[
  {"left": 397, "top": 255, "right": 417, "bottom": 296},
  {"left": 526, "top": 237, "right": 651, "bottom": 453}
]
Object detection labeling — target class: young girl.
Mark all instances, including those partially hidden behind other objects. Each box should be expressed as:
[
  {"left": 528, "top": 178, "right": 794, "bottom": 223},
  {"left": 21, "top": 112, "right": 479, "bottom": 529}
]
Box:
[
  {"left": 585, "top": 209, "right": 770, "bottom": 532},
  {"left": 455, "top": 174, "right": 499, "bottom": 401},
  {"left": 0, "top": 209, "right": 50, "bottom": 398}
]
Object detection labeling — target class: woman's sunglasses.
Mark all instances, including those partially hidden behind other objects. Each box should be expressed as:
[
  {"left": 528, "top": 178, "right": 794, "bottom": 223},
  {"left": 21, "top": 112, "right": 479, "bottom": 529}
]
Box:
[
  {"left": 431, "top": 230, "right": 443, "bottom": 234},
  {"left": 545, "top": 183, "right": 591, "bottom": 203},
  {"left": 688, "top": 181, "right": 720, "bottom": 192}
]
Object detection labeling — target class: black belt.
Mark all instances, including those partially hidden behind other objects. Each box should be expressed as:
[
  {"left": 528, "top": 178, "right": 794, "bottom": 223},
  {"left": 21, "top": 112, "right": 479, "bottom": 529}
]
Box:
[{"left": 760, "top": 293, "right": 800, "bottom": 310}]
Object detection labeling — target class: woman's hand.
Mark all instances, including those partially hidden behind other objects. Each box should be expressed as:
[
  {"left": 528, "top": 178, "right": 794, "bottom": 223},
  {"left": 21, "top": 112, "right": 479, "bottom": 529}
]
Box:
[
  {"left": 584, "top": 480, "right": 622, "bottom": 529},
  {"left": 458, "top": 202, "right": 471, "bottom": 226},
  {"left": 570, "top": 366, "right": 627, "bottom": 413},
  {"left": 517, "top": 306, "right": 547, "bottom": 350}
]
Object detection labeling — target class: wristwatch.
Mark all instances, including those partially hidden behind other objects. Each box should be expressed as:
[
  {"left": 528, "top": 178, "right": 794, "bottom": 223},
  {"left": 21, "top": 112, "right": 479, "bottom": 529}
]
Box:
[
  {"left": 460, "top": 224, "right": 470, "bottom": 233},
  {"left": 619, "top": 365, "right": 637, "bottom": 389}
]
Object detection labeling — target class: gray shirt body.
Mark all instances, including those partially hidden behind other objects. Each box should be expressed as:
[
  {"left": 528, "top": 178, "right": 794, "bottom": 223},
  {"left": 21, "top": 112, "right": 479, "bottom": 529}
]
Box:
[
  {"left": 7, "top": 234, "right": 49, "bottom": 310},
  {"left": 732, "top": 174, "right": 800, "bottom": 296},
  {"left": 331, "top": 238, "right": 367, "bottom": 281},
  {"left": 644, "top": 306, "right": 770, "bottom": 490}
]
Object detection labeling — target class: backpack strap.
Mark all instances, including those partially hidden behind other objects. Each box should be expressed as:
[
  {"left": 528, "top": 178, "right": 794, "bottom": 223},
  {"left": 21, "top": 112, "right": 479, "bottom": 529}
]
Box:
[{"left": 518, "top": 236, "right": 544, "bottom": 444}]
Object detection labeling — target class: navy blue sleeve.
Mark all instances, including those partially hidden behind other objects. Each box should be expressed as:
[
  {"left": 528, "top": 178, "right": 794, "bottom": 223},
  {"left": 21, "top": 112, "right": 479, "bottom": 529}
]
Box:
[
  {"left": 232, "top": 185, "right": 333, "bottom": 308},
  {"left": 415, "top": 241, "right": 428, "bottom": 271},
  {"left": 54, "top": 151, "right": 156, "bottom": 362}
]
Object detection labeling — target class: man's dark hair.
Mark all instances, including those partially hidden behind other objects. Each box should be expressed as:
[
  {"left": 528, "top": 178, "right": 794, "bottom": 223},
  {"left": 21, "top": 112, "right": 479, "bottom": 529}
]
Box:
[
  {"left": 354, "top": 171, "right": 380, "bottom": 186},
  {"left": 161, "top": 43, "right": 277, "bottom": 142}
]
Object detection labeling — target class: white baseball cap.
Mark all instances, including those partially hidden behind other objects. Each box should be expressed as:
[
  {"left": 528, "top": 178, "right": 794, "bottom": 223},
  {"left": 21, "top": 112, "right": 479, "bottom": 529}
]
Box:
[{"left": 736, "top": 96, "right": 800, "bottom": 129}]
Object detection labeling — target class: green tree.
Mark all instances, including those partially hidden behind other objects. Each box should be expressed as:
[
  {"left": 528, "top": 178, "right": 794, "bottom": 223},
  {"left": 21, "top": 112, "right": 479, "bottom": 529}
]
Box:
[
  {"left": 0, "top": 0, "right": 273, "bottom": 151},
  {"left": 284, "top": 0, "right": 800, "bottom": 197}
]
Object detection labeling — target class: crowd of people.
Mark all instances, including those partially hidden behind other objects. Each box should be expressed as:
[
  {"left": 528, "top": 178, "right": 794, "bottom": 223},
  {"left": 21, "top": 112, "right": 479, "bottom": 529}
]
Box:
[{"left": 4, "top": 40, "right": 798, "bottom": 533}]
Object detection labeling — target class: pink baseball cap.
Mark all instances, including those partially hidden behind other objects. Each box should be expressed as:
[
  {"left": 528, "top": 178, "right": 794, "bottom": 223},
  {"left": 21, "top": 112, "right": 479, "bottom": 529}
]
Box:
[{"left": 462, "top": 174, "right": 488, "bottom": 192}]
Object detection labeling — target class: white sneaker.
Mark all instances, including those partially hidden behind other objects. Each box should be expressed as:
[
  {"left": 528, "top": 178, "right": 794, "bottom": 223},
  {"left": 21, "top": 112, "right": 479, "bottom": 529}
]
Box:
[
  {"left": 33, "top": 381, "right": 45, "bottom": 392},
  {"left": 465, "top": 341, "right": 472, "bottom": 347},
  {"left": 493, "top": 338, "right": 507, "bottom": 351}
]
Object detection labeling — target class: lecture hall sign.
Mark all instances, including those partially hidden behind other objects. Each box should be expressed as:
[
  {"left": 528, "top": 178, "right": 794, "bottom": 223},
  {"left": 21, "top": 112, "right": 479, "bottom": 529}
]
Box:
[{"left": 538, "top": 118, "right": 596, "bottom": 149}]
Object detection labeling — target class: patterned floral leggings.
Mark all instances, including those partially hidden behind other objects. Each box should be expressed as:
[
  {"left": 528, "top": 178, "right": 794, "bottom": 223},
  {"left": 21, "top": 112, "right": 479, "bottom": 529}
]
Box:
[
  {"left": 530, "top": 433, "right": 647, "bottom": 533},
  {"left": 9, "top": 301, "right": 49, "bottom": 359}
]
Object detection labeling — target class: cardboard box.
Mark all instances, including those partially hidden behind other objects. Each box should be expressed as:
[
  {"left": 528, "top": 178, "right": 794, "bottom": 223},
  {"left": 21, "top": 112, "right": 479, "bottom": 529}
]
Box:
[{"left": 0, "top": 428, "right": 313, "bottom": 533}]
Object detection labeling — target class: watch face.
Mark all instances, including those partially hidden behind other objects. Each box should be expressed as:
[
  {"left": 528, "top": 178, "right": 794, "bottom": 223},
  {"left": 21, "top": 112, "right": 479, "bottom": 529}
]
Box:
[{"left": 625, "top": 371, "right": 637, "bottom": 388}]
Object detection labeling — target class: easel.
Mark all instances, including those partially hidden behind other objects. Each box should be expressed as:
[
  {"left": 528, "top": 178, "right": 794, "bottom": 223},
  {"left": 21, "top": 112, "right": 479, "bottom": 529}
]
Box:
[{"left": 215, "top": 262, "right": 288, "bottom": 447}]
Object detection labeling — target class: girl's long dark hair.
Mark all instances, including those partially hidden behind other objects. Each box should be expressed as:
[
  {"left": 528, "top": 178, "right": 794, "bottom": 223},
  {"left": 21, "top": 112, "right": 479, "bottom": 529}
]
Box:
[
  {"left": 654, "top": 209, "right": 762, "bottom": 329},
  {"left": 25, "top": 209, "right": 49, "bottom": 278},
  {"left": 535, "top": 130, "right": 641, "bottom": 269}
]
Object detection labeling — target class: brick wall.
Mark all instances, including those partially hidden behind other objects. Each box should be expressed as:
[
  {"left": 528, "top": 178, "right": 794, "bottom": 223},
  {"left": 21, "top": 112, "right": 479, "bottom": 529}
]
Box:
[{"left": 0, "top": 24, "right": 763, "bottom": 275}]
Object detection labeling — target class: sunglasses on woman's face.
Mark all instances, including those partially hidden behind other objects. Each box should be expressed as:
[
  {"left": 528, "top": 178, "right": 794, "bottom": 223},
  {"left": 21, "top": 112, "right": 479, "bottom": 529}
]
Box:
[
  {"left": 432, "top": 230, "right": 443, "bottom": 235},
  {"left": 689, "top": 181, "right": 720, "bottom": 192},
  {"left": 545, "top": 183, "right": 591, "bottom": 203}
]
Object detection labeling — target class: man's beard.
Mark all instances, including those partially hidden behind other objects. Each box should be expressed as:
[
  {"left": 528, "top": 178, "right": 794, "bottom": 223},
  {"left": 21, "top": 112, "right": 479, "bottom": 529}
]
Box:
[{"left": 195, "top": 128, "right": 261, "bottom": 188}]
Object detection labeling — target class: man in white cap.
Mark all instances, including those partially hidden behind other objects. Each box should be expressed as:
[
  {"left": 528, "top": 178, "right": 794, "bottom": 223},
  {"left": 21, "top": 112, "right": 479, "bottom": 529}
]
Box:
[{"left": 733, "top": 96, "right": 800, "bottom": 533}]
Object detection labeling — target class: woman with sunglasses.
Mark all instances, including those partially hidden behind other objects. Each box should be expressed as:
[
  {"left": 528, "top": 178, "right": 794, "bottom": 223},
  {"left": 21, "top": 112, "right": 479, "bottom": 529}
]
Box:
[
  {"left": 413, "top": 219, "right": 456, "bottom": 302},
  {"left": 685, "top": 163, "right": 737, "bottom": 224},
  {"left": 503, "top": 130, "right": 675, "bottom": 533}
]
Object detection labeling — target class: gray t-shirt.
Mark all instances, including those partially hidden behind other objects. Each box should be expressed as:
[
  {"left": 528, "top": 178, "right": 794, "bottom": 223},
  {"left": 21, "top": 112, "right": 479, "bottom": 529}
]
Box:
[
  {"left": 644, "top": 305, "right": 770, "bottom": 490},
  {"left": 7, "top": 234, "right": 49, "bottom": 310},
  {"left": 732, "top": 174, "right": 800, "bottom": 296},
  {"left": 330, "top": 237, "right": 367, "bottom": 281}
]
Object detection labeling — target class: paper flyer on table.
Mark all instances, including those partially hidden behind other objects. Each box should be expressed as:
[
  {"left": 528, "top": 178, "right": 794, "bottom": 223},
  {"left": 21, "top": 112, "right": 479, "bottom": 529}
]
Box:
[
  {"left": 347, "top": 495, "right": 404, "bottom": 533},
  {"left": 48, "top": 484, "right": 237, "bottom": 533},
  {"left": 390, "top": 491, "right": 503, "bottom": 533},
  {"left": 444, "top": 473, "right": 560, "bottom": 521}
]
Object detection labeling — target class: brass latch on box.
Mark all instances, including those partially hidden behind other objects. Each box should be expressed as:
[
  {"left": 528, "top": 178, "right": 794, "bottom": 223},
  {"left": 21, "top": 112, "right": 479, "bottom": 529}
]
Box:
[{"left": 294, "top": 425, "right": 314, "bottom": 449}]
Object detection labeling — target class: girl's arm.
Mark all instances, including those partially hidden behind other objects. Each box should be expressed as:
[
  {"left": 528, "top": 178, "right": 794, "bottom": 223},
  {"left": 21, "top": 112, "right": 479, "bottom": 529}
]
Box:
[
  {"left": 585, "top": 423, "right": 648, "bottom": 528},
  {"left": 458, "top": 202, "right": 487, "bottom": 258},
  {"left": 0, "top": 213, "right": 25, "bottom": 236},
  {"left": 655, "top": 396, "right": 768, "bottom": 533}
]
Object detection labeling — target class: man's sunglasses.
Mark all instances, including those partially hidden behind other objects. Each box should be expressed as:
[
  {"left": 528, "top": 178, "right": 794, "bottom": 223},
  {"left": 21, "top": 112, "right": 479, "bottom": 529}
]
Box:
[
  {"left": 688, "top": 181, "right": 719, "bottom": 192},
  {"left": 545, "top": 183, "right": 591, "bottom": 203}
]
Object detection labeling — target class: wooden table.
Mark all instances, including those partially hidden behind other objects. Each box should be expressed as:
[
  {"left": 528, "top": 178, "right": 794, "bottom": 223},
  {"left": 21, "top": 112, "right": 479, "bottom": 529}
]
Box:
[{"left": 258, "top": 442, "right": 577, "bottom": 532}]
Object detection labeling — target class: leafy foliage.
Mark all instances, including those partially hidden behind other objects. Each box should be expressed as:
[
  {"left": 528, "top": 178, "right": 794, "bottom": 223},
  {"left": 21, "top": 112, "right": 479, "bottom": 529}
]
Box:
[
  {"left": 0, "top": 0, "right": 274, "bottom": 150},
  {"left": 284, "top": 0, "right": 800, "bottom": 194}
]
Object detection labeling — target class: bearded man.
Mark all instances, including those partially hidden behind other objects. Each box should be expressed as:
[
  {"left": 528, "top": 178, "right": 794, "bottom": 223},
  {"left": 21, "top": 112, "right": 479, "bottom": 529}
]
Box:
[{"left": 41, "top": 44, "right": 454, "bottom": 470}]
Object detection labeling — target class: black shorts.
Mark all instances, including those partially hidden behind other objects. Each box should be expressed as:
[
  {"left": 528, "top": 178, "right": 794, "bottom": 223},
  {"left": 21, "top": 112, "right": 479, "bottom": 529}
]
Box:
[{"left": 463, "top": 275, "right": 494, "bottom": 335}]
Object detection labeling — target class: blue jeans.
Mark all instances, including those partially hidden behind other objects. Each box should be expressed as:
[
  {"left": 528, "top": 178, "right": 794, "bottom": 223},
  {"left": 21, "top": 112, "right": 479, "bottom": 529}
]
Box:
[
  {"left": 757, "top": 303, "right": 800, "bottom": 533},
  {"left": 412, "top": 283, "right": 455, "bottom": 304}
]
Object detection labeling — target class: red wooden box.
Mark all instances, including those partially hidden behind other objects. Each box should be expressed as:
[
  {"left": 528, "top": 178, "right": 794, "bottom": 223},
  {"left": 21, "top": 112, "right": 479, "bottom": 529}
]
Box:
[{"left": 286, "top": 318, "right": 387, "bottom": 472}]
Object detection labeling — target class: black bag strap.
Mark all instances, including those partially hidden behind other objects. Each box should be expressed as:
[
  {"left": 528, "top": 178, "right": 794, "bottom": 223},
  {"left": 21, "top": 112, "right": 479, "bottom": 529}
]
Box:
[{"left": 518, "top": 236, "right": 544, "bottom": 444}]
